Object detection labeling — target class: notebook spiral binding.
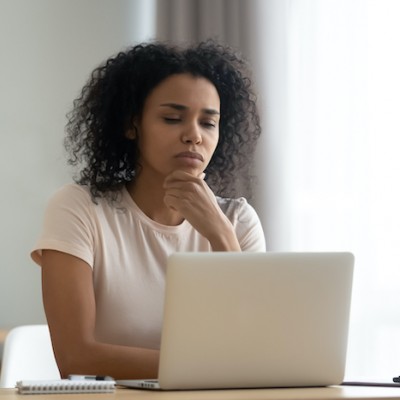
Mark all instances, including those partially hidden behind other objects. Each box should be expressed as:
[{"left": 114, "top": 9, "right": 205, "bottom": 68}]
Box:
[{"left": 16, "top": 379, "right": 115, "bottom": 394}]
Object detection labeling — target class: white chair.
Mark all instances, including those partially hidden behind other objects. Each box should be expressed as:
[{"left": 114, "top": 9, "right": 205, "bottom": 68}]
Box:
[{"left": 0, "top": 325, "right": 60, "bottom": 388}]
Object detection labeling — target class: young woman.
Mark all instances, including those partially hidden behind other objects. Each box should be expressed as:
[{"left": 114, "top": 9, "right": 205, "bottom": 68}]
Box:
[{"left": 31, "top": 39, "right": 266, "bottom": 379}]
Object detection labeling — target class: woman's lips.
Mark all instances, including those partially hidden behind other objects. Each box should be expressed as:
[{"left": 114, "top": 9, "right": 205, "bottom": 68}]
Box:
[{"left": 175, "top": 151, "right": 204, "bottom": 162}]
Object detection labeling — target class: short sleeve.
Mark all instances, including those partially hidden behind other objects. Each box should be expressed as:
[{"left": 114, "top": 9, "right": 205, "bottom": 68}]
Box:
[
  {"left": 217, "top": 197, "right": 266, "bottom": 252},
  {"left": 31, "top": 184, "right": 96, "bottom": 268}
]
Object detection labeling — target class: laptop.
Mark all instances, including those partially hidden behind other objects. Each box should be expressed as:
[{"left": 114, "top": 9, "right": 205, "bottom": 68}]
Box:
[{"left": 117, "top": 252, "right": 354, "bottom": 390}]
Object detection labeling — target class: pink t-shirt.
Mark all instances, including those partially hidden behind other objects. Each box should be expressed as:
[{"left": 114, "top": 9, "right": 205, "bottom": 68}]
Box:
[{"left": 31, "top": 184, "right": 266, "bottom": 350}]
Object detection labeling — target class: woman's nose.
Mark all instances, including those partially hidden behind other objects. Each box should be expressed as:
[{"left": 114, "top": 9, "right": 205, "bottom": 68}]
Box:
[{"left": 181, "top": 124, "right": 202, "bottom": 144}]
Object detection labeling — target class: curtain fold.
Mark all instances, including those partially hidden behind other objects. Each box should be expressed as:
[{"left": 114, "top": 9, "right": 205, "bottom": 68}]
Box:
[{"left": 156, "top": 0, "right": 242, "bottom": 46}]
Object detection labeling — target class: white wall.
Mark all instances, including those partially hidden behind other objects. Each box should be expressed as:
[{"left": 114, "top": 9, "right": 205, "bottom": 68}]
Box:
[{"left": 0, "top": 0, "right": 155, "bottom": 329}]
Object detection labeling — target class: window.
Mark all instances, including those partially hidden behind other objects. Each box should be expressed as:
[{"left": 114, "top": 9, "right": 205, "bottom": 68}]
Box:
[{"left": 282, "top": 0, "right": 400, "bottom": 378}]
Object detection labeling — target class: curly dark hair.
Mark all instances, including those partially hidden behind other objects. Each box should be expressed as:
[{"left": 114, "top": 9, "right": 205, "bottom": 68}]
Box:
[{"left": 65, "top": 39, "right": 261, "bottom": 201}]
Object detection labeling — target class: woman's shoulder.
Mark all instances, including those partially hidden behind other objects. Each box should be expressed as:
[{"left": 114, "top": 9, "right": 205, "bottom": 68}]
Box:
[
  {"left": 49, "top": 183, "right": 92, "bottom": 205},
  {"left": 216, "top": 196, "right": 247, "bottom": 210},
  {"left": 216, "top": 196, "right": 258, "bottom": 223},
  {"left": 53, "top": 182, "right": 90, "bottom": 195},
  {"left": 47, "top": 183, "right": 127, "bottom": 217},
  {"left": 217, "top": 196, "right": 266, "bottom": 251}
]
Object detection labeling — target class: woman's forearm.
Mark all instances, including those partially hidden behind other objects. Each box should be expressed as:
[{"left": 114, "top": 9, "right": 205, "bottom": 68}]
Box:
[{"left": 55, "top": 339, "right": 159, "bottom": 380}]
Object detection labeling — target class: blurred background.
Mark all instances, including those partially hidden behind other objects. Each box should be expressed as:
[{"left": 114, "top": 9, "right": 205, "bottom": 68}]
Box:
[{"left": 1, "top": 0, "right": 400, "bottom": 380}]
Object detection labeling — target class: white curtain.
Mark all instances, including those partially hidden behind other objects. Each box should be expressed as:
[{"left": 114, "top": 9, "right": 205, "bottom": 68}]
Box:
[
  {"left": 155, "top": 0, "right": 400, "bottom": 378},
  {"left": 284, "top": 0, "right": 400, "bottom": 379}
]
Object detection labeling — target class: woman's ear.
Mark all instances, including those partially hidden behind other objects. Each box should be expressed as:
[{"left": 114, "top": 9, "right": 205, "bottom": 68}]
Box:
[
  {"left": 126, "top": 127, "right": 137, "bottom": 140},
  {"left": 126, "top": 119, "right": 139, "bottom": 140}
]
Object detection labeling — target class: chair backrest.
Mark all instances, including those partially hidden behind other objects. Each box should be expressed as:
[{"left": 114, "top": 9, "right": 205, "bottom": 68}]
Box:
[{"left": 0, "top": 325, "right": 60, "bottom": 388}]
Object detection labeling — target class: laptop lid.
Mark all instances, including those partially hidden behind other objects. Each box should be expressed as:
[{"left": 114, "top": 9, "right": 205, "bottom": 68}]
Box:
[{"left": 156, "top": 252, "right": 354, "bottom": 390}]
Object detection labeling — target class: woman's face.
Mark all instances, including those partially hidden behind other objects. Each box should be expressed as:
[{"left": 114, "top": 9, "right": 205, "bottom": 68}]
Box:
[{"left": 134, "top": 73, "right": 220, "bottom": 180}]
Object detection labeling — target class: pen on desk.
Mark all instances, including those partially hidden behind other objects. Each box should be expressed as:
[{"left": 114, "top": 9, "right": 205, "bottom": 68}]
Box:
[{"left": 68, "top": 375, "right": 114, "bottom": 381}]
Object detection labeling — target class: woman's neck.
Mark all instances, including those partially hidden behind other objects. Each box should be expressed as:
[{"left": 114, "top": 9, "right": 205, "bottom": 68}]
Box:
[{"left": 126, "top": 175, "right": 184, "bottom": 226}]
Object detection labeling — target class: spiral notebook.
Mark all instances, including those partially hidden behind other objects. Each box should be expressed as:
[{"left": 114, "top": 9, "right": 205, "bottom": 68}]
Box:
[{"left": 16, "top": 379, "right": 116, "bottom": 394}]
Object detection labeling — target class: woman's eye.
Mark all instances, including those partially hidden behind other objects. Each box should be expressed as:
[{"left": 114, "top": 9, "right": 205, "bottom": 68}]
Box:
[
  {"left": 164, "top": 117, "right": 181, "bottom": 124},
  {"left": 202, "top": 121, "right": 217, "bottom": 129}
]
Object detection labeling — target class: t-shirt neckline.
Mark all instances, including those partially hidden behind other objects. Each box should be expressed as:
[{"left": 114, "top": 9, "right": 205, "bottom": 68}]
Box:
[{"left": 121, "top": 185, "right": 192, "bottom": 233}]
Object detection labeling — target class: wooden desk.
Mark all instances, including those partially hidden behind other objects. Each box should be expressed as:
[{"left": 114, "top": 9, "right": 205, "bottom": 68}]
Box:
[{"left": 1, "top": 386, "right": 400, "bottom": 400}]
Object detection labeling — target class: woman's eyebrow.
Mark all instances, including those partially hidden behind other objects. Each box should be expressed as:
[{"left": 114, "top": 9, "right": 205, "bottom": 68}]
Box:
[{"left": 159, "top": 103, "right": 220, "bottom": 115}]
